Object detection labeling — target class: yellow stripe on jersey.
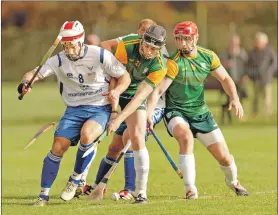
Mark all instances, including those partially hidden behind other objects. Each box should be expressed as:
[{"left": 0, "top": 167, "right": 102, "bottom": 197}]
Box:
[
  {"left": 211, "top": 52, "right": 221, "bottom": 70},
  {"left": 146, "top": 69, "right": 167, "bottom": 87},
  {"left": 115, "top": 40, "right": 128, "bottom": 64},
  {"left": 124, "top": 39, "right": 141, "bottom": 45},
  {"left": 173, "top": 51, "right": 180, "bottom": 62},
  {"left": 166, "top": 59, "right": 178, "bottom": 80},
  {"left": 197, "top": 47, "right": 221, "bottom": 71}
]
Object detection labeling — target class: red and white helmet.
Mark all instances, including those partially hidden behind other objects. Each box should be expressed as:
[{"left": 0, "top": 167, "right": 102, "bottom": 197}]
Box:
[
  {"left": 173, "top": 21, "right": 199, "bottom": 54},
  {"left": 59, "top": 21, "right": 85, "bottom": 45}
]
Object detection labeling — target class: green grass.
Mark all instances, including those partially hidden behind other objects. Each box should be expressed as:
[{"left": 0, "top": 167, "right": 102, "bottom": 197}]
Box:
[{"left": 2, "top": 82, "right": 277, "bottom": 215}]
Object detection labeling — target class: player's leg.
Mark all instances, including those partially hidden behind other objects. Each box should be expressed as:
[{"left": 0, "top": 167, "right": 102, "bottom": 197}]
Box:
[
  {"left": 82, "top": 124, "right": 126, "bottom": 197},
  {"left": 195, "top": 112, "right": 249, "bottom": 196},
  {"left": 61, "top": 105, "right": 111, "bottom": 201},
  {"left": 165, "top": 111, "right": 198, "bottom": 199},
  {"left": 34, "top": 107, "right": 84, "bottom": 206},
  {"left": 125, "top": 109, "right": 149, "bottom": 204}
]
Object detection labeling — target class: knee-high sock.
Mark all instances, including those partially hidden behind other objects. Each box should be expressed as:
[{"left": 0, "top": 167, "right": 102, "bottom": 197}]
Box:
[
  {"left": 92, "top": 156, "right": 115, "bottom": 187},
  {"left": 134, "top": 147, "right": 149, "bottom": 198},
  {"left": 39, "top": 151, "right": 62, "bottom": 200},
  {"left": 124, "top": 149, "right": 136, "bottom": 191},
  {"left": 179, "top": 153, "right": 197, "bottom": 192},
  {"left": 220, "top": 155, "right": 238, "bottom": 185},
  {"left": 70, "top": 143, "right": 97, "bottom": 184},
  {"left": 80, "top": 147, "right": 97, "bottom": 182}
]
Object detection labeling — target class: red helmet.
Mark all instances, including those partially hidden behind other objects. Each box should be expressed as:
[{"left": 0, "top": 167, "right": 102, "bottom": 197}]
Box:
[
  {"left": 173, "top": 21, "right": 198, "bottom": 39},
  {"left": 60, "top": 21, "right": 85, "bottom": 44}
]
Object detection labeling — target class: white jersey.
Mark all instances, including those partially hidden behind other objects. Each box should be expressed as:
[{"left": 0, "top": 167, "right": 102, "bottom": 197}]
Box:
[
  {"left": 116, "top": 34, "right": 167, "bottom": 109},
  {"left": 38, "top": 45, "right": 126, "bottom": 107}
]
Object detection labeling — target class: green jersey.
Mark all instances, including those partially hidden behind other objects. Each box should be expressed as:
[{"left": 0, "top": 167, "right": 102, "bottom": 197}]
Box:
[
  {"left": 115, "top": 35, "right": 167, "bottom": 96},
  {"left": 166, "top": 46, "right": 221, "bottom": 116}
]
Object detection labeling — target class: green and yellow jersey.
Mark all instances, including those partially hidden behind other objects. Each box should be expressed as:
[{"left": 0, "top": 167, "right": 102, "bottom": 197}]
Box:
[
  {"left": 115, "top": 35, "right": 167, "bottom": 96},
  {"left": 166, "top": 46, "right": 221, "bottom": 116}
]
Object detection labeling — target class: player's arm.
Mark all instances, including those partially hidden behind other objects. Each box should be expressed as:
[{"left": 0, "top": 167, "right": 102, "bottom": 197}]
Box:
[
  {"left": 17, "top": 59, "right": 55, "bottom": 96},
  {"left": 210, "top": 53, "right": 243, "bottom": 119},
  {"left": 100, "top": 39, "right": 119, "bottom": 52},
  {"left": 102, "top": 47, "right": 131, "bottom": 110},
  {"left": 146, "top": 59, "right": 178, "bottom": 129}
]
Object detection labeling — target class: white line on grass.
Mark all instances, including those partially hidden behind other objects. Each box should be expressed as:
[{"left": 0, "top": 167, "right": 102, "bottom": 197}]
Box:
[{"left": 75, "top": 190, "right": 277, "bottom": 211}]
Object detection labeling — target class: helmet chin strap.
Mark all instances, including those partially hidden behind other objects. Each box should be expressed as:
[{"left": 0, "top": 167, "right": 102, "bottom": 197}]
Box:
[{"left": 65, "top": 42, "right": 84, "bottom": 61}]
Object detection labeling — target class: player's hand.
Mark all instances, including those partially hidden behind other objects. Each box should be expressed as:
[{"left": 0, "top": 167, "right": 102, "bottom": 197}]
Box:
[
  {"left": 17, "top": 81, "right": 32, "bottom": 96},
  {"left": 146, "top": 116, "right": 153, "bottom": 133},
  {"left": 228, "top": 98, "right": 244, "bottom": 119},
  {"left": 107, "top": 118, "right": 121, "bottom": 136},
  {"left": 102, "top": 89, "right": 120, "bottom": 105},
  {"left": 109, "top": 112, "right": 118, "bottom": 122}
]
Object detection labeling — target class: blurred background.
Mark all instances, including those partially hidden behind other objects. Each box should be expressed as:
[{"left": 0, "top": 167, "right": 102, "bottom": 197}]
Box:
[{"left": 2, "top": 1, "right": 277, "bottom": 124}]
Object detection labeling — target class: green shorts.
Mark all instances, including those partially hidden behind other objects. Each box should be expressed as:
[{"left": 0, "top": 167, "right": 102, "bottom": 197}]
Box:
[
  {"left": 119, "top": 94, "right": 147, "bottom": 111},
  {"left": 164, "top": 108, "right": 218, "bottom": 137}
]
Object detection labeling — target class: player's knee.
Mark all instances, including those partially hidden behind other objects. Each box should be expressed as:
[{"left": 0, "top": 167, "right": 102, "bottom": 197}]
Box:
[
  {"left": 218, "top": 154, "right": 232, "bottom": 166},
  {"left": 52, "top": 137, "right": 70, "bottom": 156}
]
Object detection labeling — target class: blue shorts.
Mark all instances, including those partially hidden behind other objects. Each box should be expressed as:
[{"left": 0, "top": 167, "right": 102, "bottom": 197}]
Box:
[
  {"left": 54, "top": 105, "right": 111, "bottom": 146},
  {"left": 115, "top": 107, "right": 165, "bottom": 136}
]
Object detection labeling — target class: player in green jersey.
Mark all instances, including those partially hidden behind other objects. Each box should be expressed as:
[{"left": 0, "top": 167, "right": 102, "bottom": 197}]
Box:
[
  {"left": 87, "top": 24, "right": 167, "bottom": 204},
  {"left": 146, "top": 21, "right": 249, "bottom": 199}
]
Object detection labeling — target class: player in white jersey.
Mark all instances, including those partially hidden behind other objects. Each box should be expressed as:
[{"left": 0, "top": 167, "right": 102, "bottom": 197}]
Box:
[
  {"left": 76, "top": 19, "right": 168, "bottom": 201},
  {"left": 17, "top": 20, "right": 130, "bottom": 207}
]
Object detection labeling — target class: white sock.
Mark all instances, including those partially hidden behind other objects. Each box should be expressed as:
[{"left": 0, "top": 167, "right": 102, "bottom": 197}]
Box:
[
  {"left": 40, "top": 187, "right": 50, "bottom": 196},
  {"left": 134, "top": 147, "right": 150, "bottom": 198},
  {"left": 220, "top": 155, "right": 238, "bottom": 185},
  {"left": 179, "top": 153, "right": 197, "bottom": 192}
]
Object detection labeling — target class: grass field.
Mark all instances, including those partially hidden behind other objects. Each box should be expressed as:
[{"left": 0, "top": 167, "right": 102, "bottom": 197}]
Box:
[{"left": 2, "top": 82, "right": 277, "bottom": 215}]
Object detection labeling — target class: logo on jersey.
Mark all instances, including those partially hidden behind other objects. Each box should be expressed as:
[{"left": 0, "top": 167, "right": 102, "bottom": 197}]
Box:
[
  {"left": 129, "top": 59, "right": 135, "bottom": 62},
  {"left": 87, "top": 65, "right": 94, "bottom": 71},
  {"left": 87, "top": 72, "right": 96, "bottom": 79},
  {"left": 67, "top": 73, "right": 73, "bottom": 78},
  {"left": 143, "top": 67, "right": 149, "bottom": 74},
  {"left": 200, "top": 63, "right": 207, "bottom": 69},
  {"left": 79, "top": 84, "right": 90, "bottom": 91},
  {"left": 135, "top": 60, "right": 141, "bottom": 67}
]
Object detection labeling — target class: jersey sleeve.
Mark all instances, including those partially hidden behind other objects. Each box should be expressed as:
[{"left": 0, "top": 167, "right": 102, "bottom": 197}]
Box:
[
  {"left": 165, "top": 59, "right": 178, "bottom": 80},
  {"left": 211, "top": 51, "right": 221, "bottom": 71},
  {"left": 114, "top": 40, "right": 128, "bottom": 65},
  {"left": 37, "top": 56, "right": 57, "bottom": 79},
  {"left": 145, "top": 55, "right": 167, "bottom": 88},
  {"left": 102, "top": 48, "right": 126, "bottom": 78}
]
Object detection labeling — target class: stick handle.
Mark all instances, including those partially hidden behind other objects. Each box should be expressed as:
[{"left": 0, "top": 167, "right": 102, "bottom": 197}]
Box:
[
  {"left": 151, "top": 129, "right": 183, "bottom": 179},
  {"left": 18, "top": 35, "right": 62, "bottom": 100}
]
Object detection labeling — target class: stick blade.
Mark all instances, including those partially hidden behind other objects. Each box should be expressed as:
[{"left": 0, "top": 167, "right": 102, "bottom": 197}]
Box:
[{"left": 88, "top": 182, "right": 106, "bottom": 200}]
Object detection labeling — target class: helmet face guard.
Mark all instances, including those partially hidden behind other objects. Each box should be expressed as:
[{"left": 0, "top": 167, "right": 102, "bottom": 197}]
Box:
[
  {"left": 60, "top": 21, "right": 85, "bottom": 61},
  {"left": 173, "top": 21, "right": 199, "bottom": 55}
]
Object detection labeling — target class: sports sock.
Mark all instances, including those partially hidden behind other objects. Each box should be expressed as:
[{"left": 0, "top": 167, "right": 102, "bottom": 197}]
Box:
[
  {"left": 94, "top": 156, "right": 115, "bottom": 185},
  {"left": 40, "top": 151, "right": 62, "bottom": 199},
  {"left": 220, "top": 155, "right": 238, "bottom": 185},
  {"left": 124, "top": 147, "right": 136, "bottom": 191},
  {"left": 134, "top": 147, "right": 149, "bottom": 198},
  {"left": 70, "top": 143, "right": 97, "bottom": 184},
  {"left": 179, "top": 153, "right": 197, "bottom": 192}
]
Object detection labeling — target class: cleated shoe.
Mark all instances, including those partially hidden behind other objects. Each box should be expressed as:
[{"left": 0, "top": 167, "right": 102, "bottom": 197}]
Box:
[
  {"left": 119, "top": 189, "right": 135, "bottom": 200},
  {"left": 226, "top": 180, "right": 250, "bottom": 196},
  {"left": 133, "top": 194, "right": 147, "bottom": 204},
  {"left": 33, "top": 197, "right": 48, "bottom": 207},
  {"left": 60, "top": 181, "right": 78, "bottom": 201},
  {"left": 185, "top": 189, "right": 198, "bottom": 200},
  {"left": 74, "top": 179, "right": 86, "bottom": 198}
]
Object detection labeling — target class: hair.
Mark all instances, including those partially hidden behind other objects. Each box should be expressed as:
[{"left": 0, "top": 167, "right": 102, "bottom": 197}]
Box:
[
  {"left": 137, "top": 18, "right": 156, "bottom": 30},
  {"left": 254, "top": 32, "right": 268, "bottom": 44}
]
